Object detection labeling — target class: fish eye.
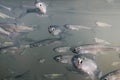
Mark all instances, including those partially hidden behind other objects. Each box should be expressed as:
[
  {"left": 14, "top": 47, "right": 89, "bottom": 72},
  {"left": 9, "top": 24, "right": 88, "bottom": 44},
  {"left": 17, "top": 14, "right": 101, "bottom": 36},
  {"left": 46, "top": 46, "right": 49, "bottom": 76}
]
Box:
[
  {"left": 104, "top": 78, "right": 108, "bottom": 80},
  {"left": 40, "top": 4, "right": 42, "bottom": 6},
  {"left": 56, "top": 57, "right": 61, "bottom": 61},
  {"left": 78, "top": 58, "right": 83, "bottom": 64},
  {"left": 51, "top": 28, "right": 55, "bottom": 31}
]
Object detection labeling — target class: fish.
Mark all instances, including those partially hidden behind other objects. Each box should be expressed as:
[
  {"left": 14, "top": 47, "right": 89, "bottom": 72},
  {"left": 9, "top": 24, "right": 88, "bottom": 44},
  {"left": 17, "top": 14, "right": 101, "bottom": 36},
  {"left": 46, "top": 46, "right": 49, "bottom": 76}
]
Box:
[
  {"left": 96, "top": 22, "right": 112, "bottom": 28},
  {"left": 34, "top": 0, "right": 47, "bottom": 14},
  {"left": 112, "top": 61, "right": 120, "bottom": 67},
  {"left": 19, "top": 0, "right": 47, "bottom": 18},
  {"left": 29, "top": 38, "right": 63, "bottom": 48},
  {"left": 64, "top": 24, "right": 92, "bottom": 31},
  {"left": 72, "top": 44, "right": 120, "bottom": 55},
  {"left": 0, "top": 12, "right": 15, "bottom": 19},
  {"left": 100, "top": 69, "right": 120, "bottom": 80},
  {"left": 14, "top": 70, "right": 30, "bottom": 79},
  {"left": 0, "top": 27, "right": 11, "bottom": 36},
  {"left": 72, "top": 55, "right": 102, "bottom": 80},
  {"left": 0, "top": 23, "right": 35, "bottom": 33},
  {"left": 94, "top": 37, "right": 111, "bottom": 45},
  {"left": 48, "top": 25, "right": 64, "bottom": 36},
  {"left": 0, "top": 4, "right": 12, "bottom": 11},
  {"left": 0, "top": 45, "right": 26, "bottom": 55},
  {"left": 53, "top": 46, "right": 71, "bottom": 53},
  {"left": 53, "top": 55, "right": 73, "bottom": 64},
  {"left": 3, "top": 41, "right": 14, "bottom": 46},
  {"left": 43, "top": 73, "right": 65, "bottom": 79},
  {"left": 1, "top": 70, "right": 30, "bottom": 80}
]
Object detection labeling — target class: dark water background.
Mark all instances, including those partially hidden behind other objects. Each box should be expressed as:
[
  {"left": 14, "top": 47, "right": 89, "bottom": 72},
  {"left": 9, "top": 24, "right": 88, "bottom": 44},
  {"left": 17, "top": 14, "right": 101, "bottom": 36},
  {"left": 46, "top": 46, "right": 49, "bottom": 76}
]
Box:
[{"left": 0, "top": 0, "right": 120, "bottom": 80}]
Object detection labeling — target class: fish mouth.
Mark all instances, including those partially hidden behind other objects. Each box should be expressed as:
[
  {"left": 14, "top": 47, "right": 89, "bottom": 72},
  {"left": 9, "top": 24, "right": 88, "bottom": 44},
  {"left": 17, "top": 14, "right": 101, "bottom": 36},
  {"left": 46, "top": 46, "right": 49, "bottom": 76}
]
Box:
[
  {"left": 35, "top": 2, "right": 46, "bottom": 14},
  {"left": 53, "top": 55, "right": 62, "bottom": 62},
  {"left": 40, "top": 8, "right": 46, "bottom": 14}
]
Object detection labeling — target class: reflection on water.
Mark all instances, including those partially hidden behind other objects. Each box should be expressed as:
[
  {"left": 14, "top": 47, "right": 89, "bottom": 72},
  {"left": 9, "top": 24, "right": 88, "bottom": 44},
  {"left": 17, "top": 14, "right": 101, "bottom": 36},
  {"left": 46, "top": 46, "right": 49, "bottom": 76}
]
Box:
[{"left": 0, "top": 0, "right": 120, "bottom": 80}]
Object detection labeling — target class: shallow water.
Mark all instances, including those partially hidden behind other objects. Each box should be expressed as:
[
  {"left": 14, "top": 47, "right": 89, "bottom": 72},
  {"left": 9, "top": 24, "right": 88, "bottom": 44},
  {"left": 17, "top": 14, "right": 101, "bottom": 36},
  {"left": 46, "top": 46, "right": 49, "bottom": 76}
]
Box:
[{"left": 0, "top": 0, "right": 120, "bottom": 80}]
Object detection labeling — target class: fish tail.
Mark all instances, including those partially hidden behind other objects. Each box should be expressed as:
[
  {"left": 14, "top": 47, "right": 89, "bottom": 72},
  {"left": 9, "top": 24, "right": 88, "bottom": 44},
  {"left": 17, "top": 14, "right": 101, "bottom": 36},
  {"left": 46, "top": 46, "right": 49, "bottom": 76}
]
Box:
[{"left": 115, "top": 47, "right": 120, "bottom": 52}]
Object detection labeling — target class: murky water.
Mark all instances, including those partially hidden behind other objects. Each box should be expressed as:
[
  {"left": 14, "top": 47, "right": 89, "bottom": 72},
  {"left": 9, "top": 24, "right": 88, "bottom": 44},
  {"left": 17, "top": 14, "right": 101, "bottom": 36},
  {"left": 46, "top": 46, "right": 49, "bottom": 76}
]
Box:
[{"left": 0, "top": 0, "right": 120, "bottom": 80}]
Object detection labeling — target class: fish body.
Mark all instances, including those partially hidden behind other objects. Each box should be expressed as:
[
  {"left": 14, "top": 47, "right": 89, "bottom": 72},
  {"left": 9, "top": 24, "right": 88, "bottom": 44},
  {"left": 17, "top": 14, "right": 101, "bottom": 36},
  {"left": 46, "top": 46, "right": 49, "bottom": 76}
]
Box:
[
  {"left": 64, "top": 24, "right": 92, "bottom": 31},
  {"left": 72, "top": 44, "right": 105, "bottom": 55},
  {"left": 72, "top": 44, "right": 120, "bottom": 55},
  {"left": 0, "top": 4, "right": 12, "bottom": 11},
  {"left": 53, "top": 46, "right": 71, "bottom": 53},
  {"left": 72, "top": 55, "right": 101, "bottom": 80},
  {"left": 0, "top": 23, "right": 34, "bottom": 33},
  {"left": 0, "top": 45, "right": 26, "bottom": 55},
  {"left": 43, "top": 73, "right": 65, "bottom": 79},
  {"left": 53, "top": 55, "right": 73, "bottom": 64},
  {"left": 14, "top": 25, "right": 34, "bottom": 32},
  {"left": 29, "top": 38, "right": 62, "bottom": 48},
  {"left": 0, "top": 12, "right": 15, "bottom": 19},
  {"left": 96, "top": 22, "right": 112, "bottom": 27},
  {"left": 100, "top": 69, "right": 120, "bottom": 80},
  {"left": 94, "top": 37, "right": 111, "bottom": 45},
  {"left": 0, "top": 27, "right": 11, "bottom": 36},
  {"left": 3, "top": 41, "right": 14, "bottom": 46}
]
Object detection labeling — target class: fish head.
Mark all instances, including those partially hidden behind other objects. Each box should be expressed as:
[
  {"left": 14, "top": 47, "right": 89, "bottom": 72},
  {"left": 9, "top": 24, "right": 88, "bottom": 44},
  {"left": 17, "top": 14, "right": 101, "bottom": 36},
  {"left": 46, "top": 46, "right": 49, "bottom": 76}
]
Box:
[
  {"left": 72, "top": 55, "right": 85, "bottom": 69},
  {"left": 48, "top": 25, "right": 62, "bottom": 36},
  {"left": 72, "top": 47, "right": 81, "bottom": 54},
  {"left": 64, "top": 24, "right": 71, "bottom": 28},
  {"left": 73, "top": 55, "right": 99, "bottom": 80},
  {"left": 35, "top": 2, "right": 47, "bottom": 14},
  {"left": 100, "top": 74, "right": 112, "bottom": 80},
  {"left": 53, "top": 55, "right": 62, "bottom": 62},
  {"left": 73, "top": 55, "right": 97, "bottom": 70}
]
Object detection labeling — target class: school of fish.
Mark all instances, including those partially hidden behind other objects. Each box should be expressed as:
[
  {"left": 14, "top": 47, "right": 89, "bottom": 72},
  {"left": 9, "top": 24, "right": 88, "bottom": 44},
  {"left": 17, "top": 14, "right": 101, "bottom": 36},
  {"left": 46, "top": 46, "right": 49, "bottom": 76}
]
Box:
[{"left": 0, "top": 0, "right": 119, "bottom": 80}]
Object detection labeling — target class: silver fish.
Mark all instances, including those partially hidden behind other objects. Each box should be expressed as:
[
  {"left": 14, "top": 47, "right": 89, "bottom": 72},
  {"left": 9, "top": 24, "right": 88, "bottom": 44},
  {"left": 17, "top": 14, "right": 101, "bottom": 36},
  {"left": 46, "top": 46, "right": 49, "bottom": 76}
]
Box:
[
  {"left": 53, "top": 46, "right": 71, "bottom": 53},
  {"left": 48, "top": 25, "right": 64, "bottom": 36},
  {"left": 72, "top": 55, "right": 101, "bottom": 80},
  {"left": 0, "top": 12, "right": 15, "bottom": 19},
  {"left": 0, "top": 23, "right": 35, "bottom": 33},
  {"left": 0, "top": 4, "right": 12, "bottom": 11},
  {"left": 100, "top": 69, "right": 120, "bottom": 80},
  {"left": 94, "top": 37, "right": 111, "bottom": 45},
  {"left": 72, "top": 44, "right": 119, "bottom": 55},
  {"left": 96, "top": 22, "right": 112, "bottom": 28},
  {"left": 0, "top": 45, "right": 26, "bottom": 55},
  {"left": 1, "top": 70, "right": 30, "bottom": 80},
  {"left": 19, "top": 0, "right": 47, "bottom": 18},
  {"left": 53, "top": 55, "right": 73, "bottom": 64},
  {"left": 64, "top": 24, "right": 92, "bottom": 31},
  {"left": 0, "top": 27, "right": 11, "bottom": 36},
  {"left": 43, "top": 73, "right": 65, "bottom": 79},
  {"left": 29, "top": 38, "right": 63, "bottom": 48}
]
